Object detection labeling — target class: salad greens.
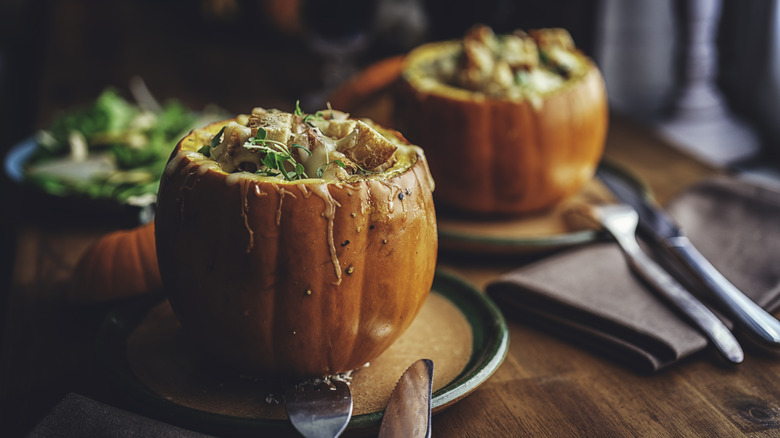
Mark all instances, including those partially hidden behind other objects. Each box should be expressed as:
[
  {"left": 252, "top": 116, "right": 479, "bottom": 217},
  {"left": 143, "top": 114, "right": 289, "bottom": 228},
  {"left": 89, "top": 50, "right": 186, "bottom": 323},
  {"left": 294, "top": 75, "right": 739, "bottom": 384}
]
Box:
[{"left": 25, "top": 87, "right": 225, "bottom": 206}]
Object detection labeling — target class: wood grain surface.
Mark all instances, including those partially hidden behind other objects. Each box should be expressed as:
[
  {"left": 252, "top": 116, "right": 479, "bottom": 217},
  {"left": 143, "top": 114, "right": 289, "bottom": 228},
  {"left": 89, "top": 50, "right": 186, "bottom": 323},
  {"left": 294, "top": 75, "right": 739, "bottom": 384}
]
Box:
[
  {"left": 2, "top": 3, "right": 780, "bottom": 436},
  {"left": 5, "top": 115, "right": 780, "bottom": 438}
]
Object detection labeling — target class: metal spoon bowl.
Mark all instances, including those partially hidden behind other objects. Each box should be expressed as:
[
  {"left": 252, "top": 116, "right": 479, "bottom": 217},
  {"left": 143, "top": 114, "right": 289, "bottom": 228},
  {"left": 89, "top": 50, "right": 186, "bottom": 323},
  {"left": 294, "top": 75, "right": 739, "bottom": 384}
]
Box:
[{"left": 285, "top": 379, "right": 353, "bottom": 438}]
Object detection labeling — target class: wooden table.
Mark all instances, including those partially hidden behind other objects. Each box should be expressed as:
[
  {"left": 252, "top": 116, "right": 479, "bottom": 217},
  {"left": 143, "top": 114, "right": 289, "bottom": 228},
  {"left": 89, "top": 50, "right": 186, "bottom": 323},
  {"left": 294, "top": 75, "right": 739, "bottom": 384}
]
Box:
[
  {"left": 3, "top": 2, "right": 780, "bottom": 436},
  {"left": 433, "top": 118, "right": 780, "bottom": 437},
  {"left": 5, "top": 115, "right": 780, "bottom": 437}
]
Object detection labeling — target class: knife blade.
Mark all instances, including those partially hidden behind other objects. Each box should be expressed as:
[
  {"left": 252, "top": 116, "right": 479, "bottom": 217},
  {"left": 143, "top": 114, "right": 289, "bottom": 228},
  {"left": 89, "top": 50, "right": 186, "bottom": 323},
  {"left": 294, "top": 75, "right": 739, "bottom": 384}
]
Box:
[
  {"left": 596, "top": 164, "right": 780, "bottom": 350},
  {"left": 378, "top": 359, "right": 434, "bottom": 438}
]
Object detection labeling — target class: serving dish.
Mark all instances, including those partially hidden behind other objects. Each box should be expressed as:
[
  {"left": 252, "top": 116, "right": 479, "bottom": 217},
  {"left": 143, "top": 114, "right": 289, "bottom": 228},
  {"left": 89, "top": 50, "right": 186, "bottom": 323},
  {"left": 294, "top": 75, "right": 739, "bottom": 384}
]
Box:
[
  {"left": 330, "top": 59, "right": 648, "bottom": 255},
  {"left": 154, "top": 108, "right": 438, "bottom": 377},
  {"left": 395, "top": 26, "right": 608, "bottom": 215},
  {"left": 4, "top": 87, "right": 225, "bottom": 226},
  {"left": 436, "top": 174, "right": 612, "bottom": 255},
  {"left": 96, "top": 269, "right": 509, "bottom": 436},
  {"left": 5, "top": 137, "right": 154, "bottom": 226}
]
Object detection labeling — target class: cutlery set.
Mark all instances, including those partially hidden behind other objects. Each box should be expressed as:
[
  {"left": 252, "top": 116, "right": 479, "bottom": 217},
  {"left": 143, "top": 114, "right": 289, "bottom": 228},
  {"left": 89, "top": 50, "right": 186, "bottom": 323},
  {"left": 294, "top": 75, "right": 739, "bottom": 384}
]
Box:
[
  {"left": 585, "top": 165, "right": 780, "bottom": 361},
  {"left": 572, "top": 203, "right": 744, "bottom": 364}
]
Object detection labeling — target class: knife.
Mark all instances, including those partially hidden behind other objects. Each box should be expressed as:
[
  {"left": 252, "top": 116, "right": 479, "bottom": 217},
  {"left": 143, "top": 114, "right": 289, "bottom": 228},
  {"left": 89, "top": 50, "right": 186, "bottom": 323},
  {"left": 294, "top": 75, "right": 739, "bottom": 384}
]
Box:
[
  {"left": 378, "top": 359, "right": 434, "bottom": 438},
  {"left": 572, "top": 203, "right": 743, "bottom": 364},
  {"left": 596, "top": 164, "right": 780, "bottom": 350}
]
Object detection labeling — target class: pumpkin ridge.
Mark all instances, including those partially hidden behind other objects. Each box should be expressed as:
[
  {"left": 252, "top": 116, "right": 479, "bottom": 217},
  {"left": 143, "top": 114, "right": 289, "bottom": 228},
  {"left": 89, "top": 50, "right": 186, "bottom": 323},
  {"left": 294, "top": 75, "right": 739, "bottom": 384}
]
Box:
[
  {"left": 128, "top": 228, "right": 147, "bottom": 292},
  {"left": 264, "top": 188, "right": 281, "bottom": 370},
  {"left": 553, "top": 89, "right": 573, "bottom": 206},
  {"left": 343, "top": 199, "right": 366, "bottom": 373},
  {"left": 134, "top": 223, "right": 157, "bottom": 292},
  {"left": 528, "top": 103, "right": 541, "bottom": 209},
  {"left": 568, "top": 83, "right": 582, "bottom": 200},
  {"left": 486, "top": 101, "right": 498, "bottom": 212},
  {"left": 356, "top": 185, "right": 379, "bottom": 369}
]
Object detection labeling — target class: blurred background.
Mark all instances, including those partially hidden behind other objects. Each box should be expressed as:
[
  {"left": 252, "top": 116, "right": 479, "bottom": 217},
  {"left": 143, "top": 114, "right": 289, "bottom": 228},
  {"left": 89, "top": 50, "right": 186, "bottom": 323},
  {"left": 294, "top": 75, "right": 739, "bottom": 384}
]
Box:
[
  {"left": 1, "top": 1, "right": 779, "bottom": 278},
  {"left": 2, "top": 0, "right": 779, "bottom": 168},
  {"left": 1, "top": 0, "right": 780, "bottom": 434}
]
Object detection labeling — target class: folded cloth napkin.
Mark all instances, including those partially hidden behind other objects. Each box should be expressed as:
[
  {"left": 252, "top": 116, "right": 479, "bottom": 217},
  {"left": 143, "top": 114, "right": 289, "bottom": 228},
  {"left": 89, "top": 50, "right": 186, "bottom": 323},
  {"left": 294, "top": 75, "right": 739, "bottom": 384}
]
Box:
[
  {"left": 27, "top": 393, "right": 212, "bottom": 438},
  {"left": 486, "top": 176, "right": 780, "bottom": 373}
]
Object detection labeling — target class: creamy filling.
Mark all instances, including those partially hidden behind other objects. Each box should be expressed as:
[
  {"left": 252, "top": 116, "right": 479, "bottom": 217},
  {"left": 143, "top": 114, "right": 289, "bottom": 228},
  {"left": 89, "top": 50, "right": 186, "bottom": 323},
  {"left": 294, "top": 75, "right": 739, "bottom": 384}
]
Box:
[
  {"left": 166, "top": 108, "right": 431, "bottom": 285},
  {"left": 200, "top": 107, "right": 400, "bottom": 182},
  {"left": 405, "top": 25, "right": 590, "bottom": 105}
]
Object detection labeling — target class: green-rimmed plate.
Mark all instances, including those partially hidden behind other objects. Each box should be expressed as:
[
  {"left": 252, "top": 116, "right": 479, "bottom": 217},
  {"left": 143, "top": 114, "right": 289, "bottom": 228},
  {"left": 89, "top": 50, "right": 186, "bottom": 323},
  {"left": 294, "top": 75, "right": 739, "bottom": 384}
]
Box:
[
  {"left": 96, "top": 269, "right": 509, "bottom": 436},
  {"left": 437, "top": 161, "right": 649, "bottom": 255}
]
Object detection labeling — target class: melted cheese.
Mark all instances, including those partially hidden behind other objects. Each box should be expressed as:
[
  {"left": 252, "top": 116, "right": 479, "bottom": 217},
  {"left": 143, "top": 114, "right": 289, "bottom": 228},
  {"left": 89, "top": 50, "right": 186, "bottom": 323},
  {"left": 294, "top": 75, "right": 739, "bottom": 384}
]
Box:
[
  {"left": 170, "top": 113, "right": 427, "bottom": 286},
  {"left": 403, "top": 26, "right": 590, "bottom": 105},
  {"left": 183, "top": 117, "right": 418, "bottom": 184}
]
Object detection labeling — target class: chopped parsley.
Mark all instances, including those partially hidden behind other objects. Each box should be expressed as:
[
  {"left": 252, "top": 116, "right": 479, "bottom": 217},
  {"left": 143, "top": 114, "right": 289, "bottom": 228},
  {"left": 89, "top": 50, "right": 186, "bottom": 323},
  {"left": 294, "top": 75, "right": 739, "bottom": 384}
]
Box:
[
  {"left": 245, "top": 127, "right": 312, "bottom": 181},
  {"left": 317, "top": 160, "right": 346, "bottom": 178}
]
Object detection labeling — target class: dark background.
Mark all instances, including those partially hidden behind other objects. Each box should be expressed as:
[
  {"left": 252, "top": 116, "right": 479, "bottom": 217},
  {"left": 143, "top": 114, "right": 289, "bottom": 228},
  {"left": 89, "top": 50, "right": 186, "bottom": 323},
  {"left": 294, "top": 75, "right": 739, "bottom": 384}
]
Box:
[{"left": 0, "top": 0, "right": 777, "bottom": 435}]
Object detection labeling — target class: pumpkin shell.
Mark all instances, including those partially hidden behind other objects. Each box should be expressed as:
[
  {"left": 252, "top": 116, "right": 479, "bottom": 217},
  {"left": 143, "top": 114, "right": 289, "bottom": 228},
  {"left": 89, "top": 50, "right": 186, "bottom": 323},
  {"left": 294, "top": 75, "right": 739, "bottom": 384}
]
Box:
[
  {"left": 155, "top": 119, "right": 438, "bottom": 378},
  {"left": 69, "top": 221, "right": 161, "bottom": 303},
  {"left": 396, "top": 40, "right": 609, "bottom": 215}
]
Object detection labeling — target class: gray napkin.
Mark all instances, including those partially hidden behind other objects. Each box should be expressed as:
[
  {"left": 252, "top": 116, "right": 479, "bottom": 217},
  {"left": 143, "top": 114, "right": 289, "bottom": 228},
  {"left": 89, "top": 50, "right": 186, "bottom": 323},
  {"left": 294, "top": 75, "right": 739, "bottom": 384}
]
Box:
[
  {"left": 486, "top": 176, "right": 780, "bottom": 373},
  {"left": 28, "top": 393, "right": 212, "bottom": 438}
]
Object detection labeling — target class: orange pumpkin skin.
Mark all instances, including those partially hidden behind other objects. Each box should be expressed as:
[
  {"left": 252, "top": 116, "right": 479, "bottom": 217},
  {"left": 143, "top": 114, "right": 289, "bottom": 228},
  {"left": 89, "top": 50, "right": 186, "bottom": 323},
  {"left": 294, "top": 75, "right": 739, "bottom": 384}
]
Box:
[
  {"left": 396, "top": 42, "right": 608, "bottom": 215},
  {"left": 155, "top": 119, "right": 437, "bottom": 378},
  {"left": 69, "top": 221, "right": 161, "bottom": 303}
]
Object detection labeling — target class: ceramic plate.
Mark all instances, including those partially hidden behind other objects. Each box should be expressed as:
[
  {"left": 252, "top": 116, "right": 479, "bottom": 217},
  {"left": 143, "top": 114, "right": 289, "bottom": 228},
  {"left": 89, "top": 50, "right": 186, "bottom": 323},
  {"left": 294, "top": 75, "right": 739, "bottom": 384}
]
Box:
[
  {"left": 4, "top": 137, "right": 154, "bottom": 226},
  {"left": 436, "top": 162, "right": 650, "bottom": 255},
  {"left": 96, "top": 270, "right": 509, "bottom": 436}
]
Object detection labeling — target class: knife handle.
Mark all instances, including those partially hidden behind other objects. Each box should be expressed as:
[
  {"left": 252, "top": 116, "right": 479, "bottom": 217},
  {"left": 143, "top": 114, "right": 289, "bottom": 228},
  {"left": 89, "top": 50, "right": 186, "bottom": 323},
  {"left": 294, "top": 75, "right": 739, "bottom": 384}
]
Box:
[
  {"left": 617, "top": 236, "right": 744, "bottom": 364},
  {"left": 667, "top": 236, "right": 780, "bottom": 349}
]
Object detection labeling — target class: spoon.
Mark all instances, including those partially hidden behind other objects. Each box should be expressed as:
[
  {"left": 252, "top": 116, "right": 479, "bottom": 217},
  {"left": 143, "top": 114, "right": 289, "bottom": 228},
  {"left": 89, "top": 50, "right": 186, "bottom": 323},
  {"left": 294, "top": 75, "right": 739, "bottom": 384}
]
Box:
[{"left": 285, "top": 378, "right": 353, "bottom": 438}]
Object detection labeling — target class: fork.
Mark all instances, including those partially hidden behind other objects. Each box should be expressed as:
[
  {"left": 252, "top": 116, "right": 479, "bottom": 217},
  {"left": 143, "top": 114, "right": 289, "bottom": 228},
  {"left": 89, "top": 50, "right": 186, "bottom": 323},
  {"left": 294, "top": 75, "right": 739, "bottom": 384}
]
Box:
[{"left": 574, "top": 204, "right": 744, "bottom": 364}]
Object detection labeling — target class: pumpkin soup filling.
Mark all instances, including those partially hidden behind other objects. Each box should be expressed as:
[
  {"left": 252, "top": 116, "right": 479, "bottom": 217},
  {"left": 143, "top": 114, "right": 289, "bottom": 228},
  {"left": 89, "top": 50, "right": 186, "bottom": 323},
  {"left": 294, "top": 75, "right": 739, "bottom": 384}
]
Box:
[
  {"left": 407, "top": 24, "right": 590, "bottom": 101},
  {"left": 196, "top": 105, "right": 401, "bottom": 181}
]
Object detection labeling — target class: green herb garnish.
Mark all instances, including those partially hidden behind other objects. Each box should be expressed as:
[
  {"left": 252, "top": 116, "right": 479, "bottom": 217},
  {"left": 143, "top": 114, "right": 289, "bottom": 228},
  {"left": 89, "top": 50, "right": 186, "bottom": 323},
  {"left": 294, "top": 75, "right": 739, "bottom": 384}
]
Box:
[
  {"left": 303, "top": 110, "right": 324, "bottom": 127},
  {"left": 25, "top": 87, "right": 227, "bottom": 205},
  {"left": 514, "top": 71, "right": 528, "bottom": 86},
  {"left": 210, "top": 126, "right": 226, "bottom": 148},
  {"left": 316, "top": 159, "right": 346, "bottom": 178},
  {"left": 199, "top": 126, "right": 225, "bottom": 157},
  {"left": 245, "top": 128, "right": 311, "bottom": 181},
  {"left": 291, "top": 143, "right": 312, "bottom": 156}
]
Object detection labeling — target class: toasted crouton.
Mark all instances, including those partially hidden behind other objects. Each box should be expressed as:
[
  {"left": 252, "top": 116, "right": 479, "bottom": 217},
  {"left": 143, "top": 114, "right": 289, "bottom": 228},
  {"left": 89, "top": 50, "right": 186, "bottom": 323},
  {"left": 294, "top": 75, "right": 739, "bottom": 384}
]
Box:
[
  {"left": 529, "top": 28, "right": 575, "bottom": 51},
  {"left": 253, "top": 112, "right": 294, "bottom": 145},
  {"left": 502, "top": 34, "right": 539, "bottom": 70},
  {"left": 336, "top": 121, "right": 397, "bottom": 170}
]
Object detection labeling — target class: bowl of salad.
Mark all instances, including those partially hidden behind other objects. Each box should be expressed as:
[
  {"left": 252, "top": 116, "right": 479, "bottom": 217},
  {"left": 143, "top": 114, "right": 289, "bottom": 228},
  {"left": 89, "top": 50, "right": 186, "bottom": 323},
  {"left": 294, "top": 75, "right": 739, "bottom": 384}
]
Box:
[{"left": 5, "top": 80, "right": 226, "bottom": 225}]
